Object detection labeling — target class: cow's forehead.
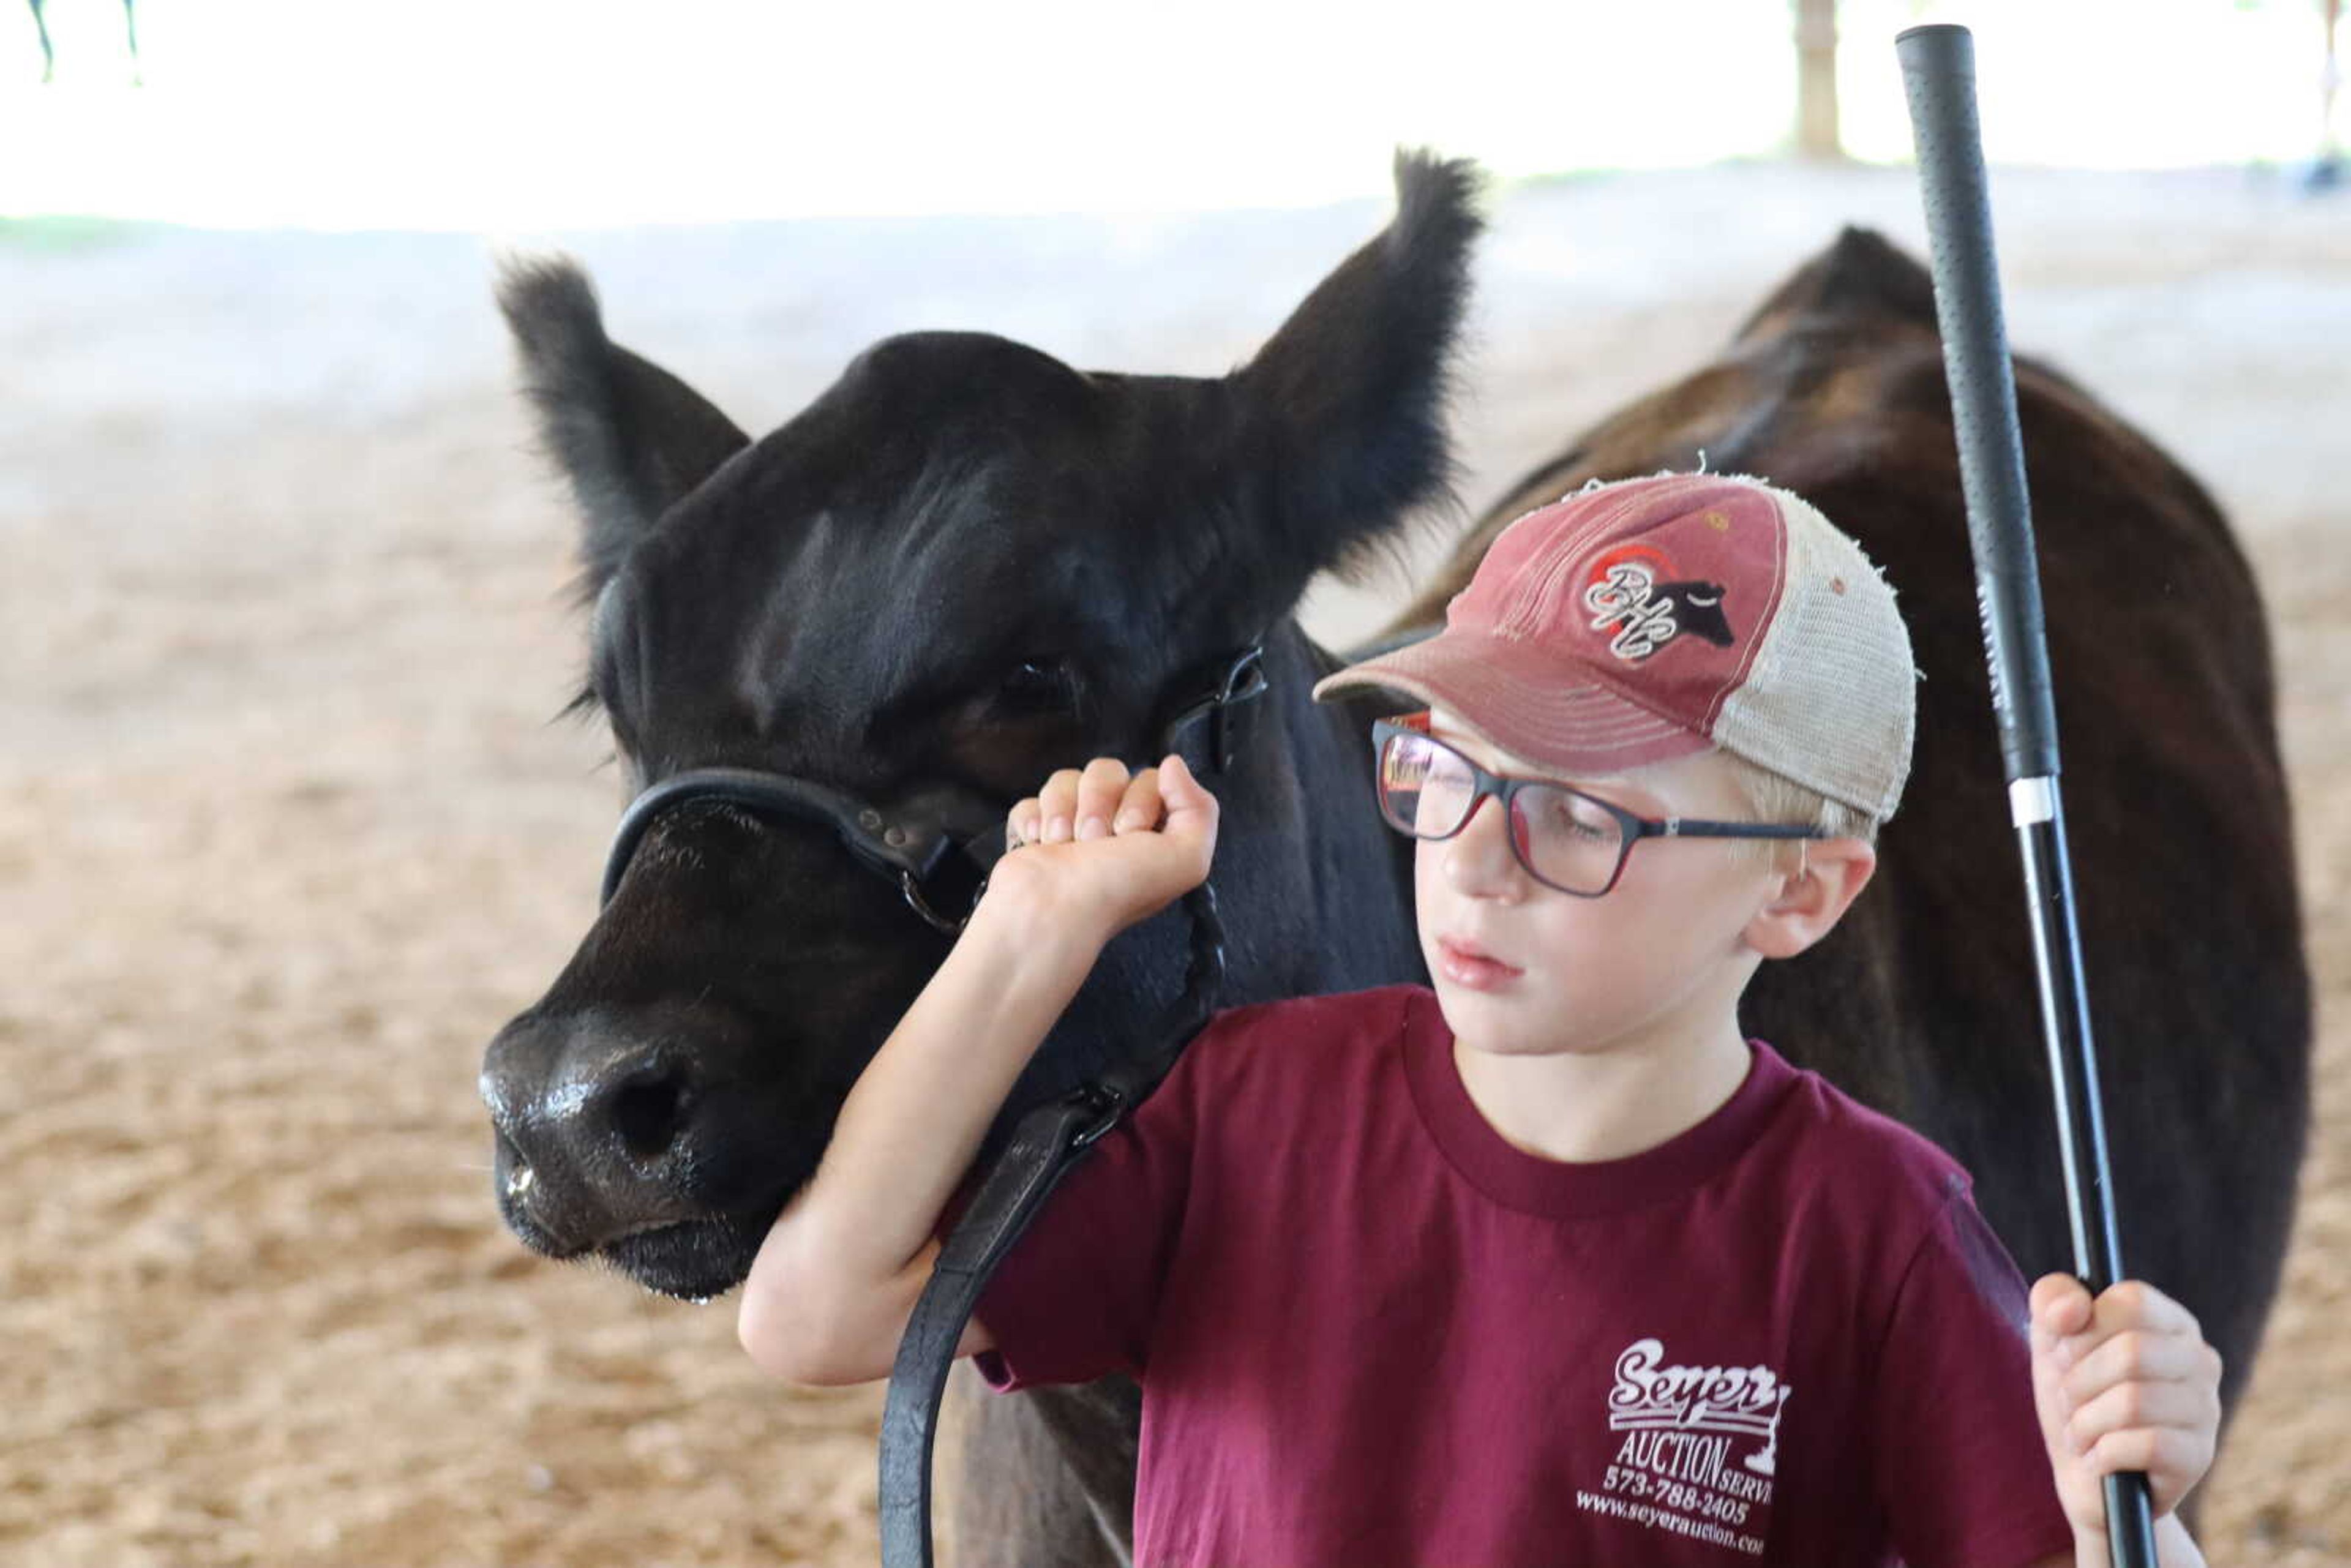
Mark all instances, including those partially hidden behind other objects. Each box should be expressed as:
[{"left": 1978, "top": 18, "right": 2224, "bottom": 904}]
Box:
[
  {"left": 654, "top": 418, "right": 1153, "bottom": 613},
  {"left": 599, "top": 396, "right": 1202, "bottom": 763}
]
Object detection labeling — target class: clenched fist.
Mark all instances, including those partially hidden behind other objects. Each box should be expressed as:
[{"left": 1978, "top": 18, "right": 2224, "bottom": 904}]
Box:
[{"left": 980, "top": 753, "right": 1221, "bottom": 944}]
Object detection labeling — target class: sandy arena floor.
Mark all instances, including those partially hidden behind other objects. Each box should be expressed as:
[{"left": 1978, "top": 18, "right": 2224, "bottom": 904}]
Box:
[{"left": 3, "top": 162, "right": 2346, "bottom": 1565}]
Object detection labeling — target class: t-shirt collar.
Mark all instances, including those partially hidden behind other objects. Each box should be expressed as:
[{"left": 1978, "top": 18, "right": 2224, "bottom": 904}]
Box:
[{"left": 1400, "top": 987, "right": 1799, "bottom": 1218}]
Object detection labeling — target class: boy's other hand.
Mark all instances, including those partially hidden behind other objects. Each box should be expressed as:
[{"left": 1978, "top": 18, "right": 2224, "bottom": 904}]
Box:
[
  {"left": 986, "top": 754, "right": 1220, "bottom": 942},
  {"left": 2028, "top": 1274, "right": 2222, "bottom": 1538}
]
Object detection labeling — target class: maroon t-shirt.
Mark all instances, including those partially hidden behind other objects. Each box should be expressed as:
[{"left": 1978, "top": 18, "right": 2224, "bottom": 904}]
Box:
[{"left": 973, "top": 985, "right": 2075, "bottom": 1568}]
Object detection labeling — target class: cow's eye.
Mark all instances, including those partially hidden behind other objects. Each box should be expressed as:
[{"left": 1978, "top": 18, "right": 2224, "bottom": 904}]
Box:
[{"left": 998, "top": 656, "right": 1081, "bottom": 716}]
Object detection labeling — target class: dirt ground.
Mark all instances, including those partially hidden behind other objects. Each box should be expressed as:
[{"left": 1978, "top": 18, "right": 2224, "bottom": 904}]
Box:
[{"left": 3, "top": 162, "right": 2345, "bottom": 1566}]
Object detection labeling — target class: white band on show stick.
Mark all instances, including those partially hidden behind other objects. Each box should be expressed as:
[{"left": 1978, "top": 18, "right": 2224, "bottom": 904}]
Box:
[{"left": 2009, "top": 776, "right": 2057, "bottom": 827}]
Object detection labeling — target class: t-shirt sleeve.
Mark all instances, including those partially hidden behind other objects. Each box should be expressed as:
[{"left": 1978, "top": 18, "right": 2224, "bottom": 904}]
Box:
[
  {"left": 963, "top": 1027, "right": 1213, "bottom": 1394},
  {"left": 1871, "top": 1184, "right": 2077, "bottom": 1568}
]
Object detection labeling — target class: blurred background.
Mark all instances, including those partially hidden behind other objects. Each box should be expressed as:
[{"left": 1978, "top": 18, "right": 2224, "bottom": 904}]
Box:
[
  {"left": 4, "top": 1, "right": 2346, "bottom": 1564},
  {"left": 5, "top": 0, "right": 2345, "bottom": 221}
]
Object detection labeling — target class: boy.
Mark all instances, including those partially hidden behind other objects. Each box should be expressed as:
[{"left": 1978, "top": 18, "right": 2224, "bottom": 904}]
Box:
[{"left": 738, "top": 473, "right": 2223, "bottom": 1566}]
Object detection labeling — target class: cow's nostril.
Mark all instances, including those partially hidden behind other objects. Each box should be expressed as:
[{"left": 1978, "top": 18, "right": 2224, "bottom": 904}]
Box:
[
  {"left": 493, "top": 1131, "right": 536, "bottom": 1202},
  {"left": 610, "top": 1068, "right": 689, "bottom": 1163}
]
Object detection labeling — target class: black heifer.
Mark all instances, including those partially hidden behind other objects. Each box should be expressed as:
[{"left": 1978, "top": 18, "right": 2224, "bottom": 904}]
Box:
[
  {"left": 481, "top": 152, "right": 1476, "bottom": 1564},
  {"left": 478, "top": 165, "right": 2306, "bottom": 1564}
]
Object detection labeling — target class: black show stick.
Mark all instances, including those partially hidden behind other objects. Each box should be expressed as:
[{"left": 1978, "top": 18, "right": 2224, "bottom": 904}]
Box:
[{"left": 1896, "top": 22, "right": 2157, "bottom": 1568}]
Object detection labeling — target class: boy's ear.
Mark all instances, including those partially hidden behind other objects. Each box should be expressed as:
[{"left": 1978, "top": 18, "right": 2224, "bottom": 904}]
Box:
[{"left": 1744, "top": 838, "right": 1878, "bottom": 960}]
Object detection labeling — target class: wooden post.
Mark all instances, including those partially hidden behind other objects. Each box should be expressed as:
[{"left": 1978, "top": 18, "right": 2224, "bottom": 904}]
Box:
[
  {"left": 2314, "top": 0, "right": 2344, "bottom": 189},
  {"left": 1795, "top": 0, "right": 1843, "bottom": 160},
  {"left": 2323, "top": 0, "right": 2343, "bottom": 157}
]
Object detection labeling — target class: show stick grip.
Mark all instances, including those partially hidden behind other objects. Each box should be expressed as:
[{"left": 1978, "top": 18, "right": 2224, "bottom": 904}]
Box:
[{"left": 1896, "top": 23, "right": 2061, "bottom": 786}]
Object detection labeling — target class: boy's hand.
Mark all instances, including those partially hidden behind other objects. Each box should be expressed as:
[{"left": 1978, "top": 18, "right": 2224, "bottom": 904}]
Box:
[
  {"left": 2028, "top": 1274, "right": 2222, "bottom": 1540},
  {"left": 983, "top": 753, "right": 1220, "bottom": 943}
]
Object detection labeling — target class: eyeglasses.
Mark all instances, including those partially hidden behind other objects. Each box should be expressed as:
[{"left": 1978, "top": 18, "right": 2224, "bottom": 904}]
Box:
[{"left": 1368, "top": 712, "right": 1827, "bottom": 898}]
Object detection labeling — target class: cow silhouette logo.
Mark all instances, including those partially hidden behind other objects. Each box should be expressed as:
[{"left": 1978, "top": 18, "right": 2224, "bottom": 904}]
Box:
[{"left": 1582, "top": 548, "right": 1736, "bottom": 662}]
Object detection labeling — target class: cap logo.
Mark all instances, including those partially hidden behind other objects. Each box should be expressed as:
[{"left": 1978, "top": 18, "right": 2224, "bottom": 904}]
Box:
[{"left": 1583, "top": 558, "right": 1736, "bottom": 662}]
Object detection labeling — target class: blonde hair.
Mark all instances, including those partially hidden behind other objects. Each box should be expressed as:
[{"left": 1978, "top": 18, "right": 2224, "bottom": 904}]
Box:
[{"left": 1716, "top": 749, "right": 1883, "bottom": 849}]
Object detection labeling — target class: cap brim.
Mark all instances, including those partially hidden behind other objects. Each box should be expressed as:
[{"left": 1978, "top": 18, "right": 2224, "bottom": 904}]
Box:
[{"left": 1313, "top": 631, "right": 1712, "bottom": 777}]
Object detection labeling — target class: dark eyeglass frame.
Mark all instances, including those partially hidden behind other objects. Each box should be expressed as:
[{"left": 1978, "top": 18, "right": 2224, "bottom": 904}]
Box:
[{"left": 1368, "top": 711, "right": 1829, "bottom": 898}]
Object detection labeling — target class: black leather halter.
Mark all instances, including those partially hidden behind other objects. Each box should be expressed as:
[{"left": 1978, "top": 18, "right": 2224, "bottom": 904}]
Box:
[
  {"left": 602, "top": 769, "right": 1000, "bottom": 932},
  {"left": 597, "top": 643, "right": 1269, "bottom": 933}
]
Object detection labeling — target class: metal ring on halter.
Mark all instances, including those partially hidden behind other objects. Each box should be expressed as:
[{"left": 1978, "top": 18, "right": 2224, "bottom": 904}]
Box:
[{"left": 898, "top": 867, "right": 988, "bottom": 937}]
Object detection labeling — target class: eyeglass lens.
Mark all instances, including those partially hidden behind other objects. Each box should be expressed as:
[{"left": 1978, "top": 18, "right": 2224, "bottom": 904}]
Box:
[{"left": 1377, "top": 730, "right": 1627, "bottom": 895}]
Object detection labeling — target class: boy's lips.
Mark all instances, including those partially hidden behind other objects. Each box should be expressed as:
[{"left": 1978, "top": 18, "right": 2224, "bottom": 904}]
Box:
[{"left": 1438, "top": 936, "right": 1523, "bottom": 982}]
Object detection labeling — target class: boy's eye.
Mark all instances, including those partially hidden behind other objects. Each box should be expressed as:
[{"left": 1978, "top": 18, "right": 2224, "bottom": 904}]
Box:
[{"left": 1533, "top": 788, "right": 1614, "bottom": 841}]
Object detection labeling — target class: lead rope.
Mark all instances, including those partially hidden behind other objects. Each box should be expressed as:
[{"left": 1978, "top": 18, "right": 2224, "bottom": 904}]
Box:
[
  {"left": 875, "top": 884, "right": 1224, "bottom": 1568},
  {"left": 876, "top": 646, "right": 1261, "bottom": 1568}
]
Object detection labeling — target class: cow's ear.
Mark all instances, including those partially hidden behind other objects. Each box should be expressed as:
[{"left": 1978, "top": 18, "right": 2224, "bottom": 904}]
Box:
[
  {"left": 1225, "top": 149, "right": 1482, "bottom": 609},
  {"left": 1734, "top": 226, "right": 1939, "bottom": 341},
  {"left": 496, "top": 257, "right": 752, "bottom": 601}
]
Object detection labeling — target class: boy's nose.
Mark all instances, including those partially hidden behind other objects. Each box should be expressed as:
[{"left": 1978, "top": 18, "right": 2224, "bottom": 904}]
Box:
[{"left": 1442, "top": 795, "right": 1530, "bottom": 899}]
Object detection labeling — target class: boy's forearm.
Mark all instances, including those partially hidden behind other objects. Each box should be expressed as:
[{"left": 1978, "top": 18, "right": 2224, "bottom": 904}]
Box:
[
  {"left": 794, "top": 889, "right": 1107, "bottom": 1285},
  {"left": 738, "top": 888, "right": 1106, "bottom": 1379}
]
